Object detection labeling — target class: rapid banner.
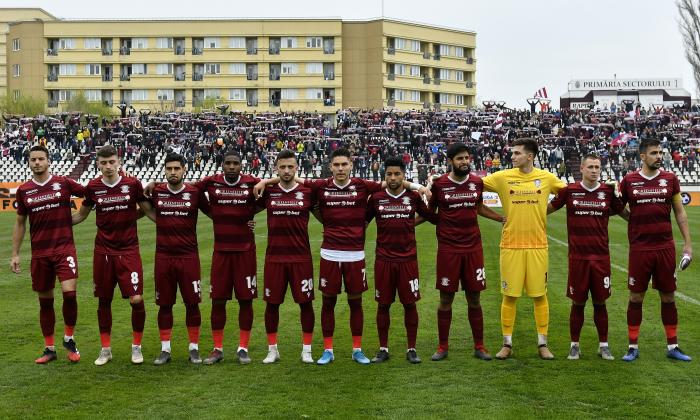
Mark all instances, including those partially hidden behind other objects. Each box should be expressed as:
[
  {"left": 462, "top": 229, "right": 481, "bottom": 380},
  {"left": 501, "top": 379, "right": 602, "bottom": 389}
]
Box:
[{"left": 0, "top": 182, "right": 84, "bottom": 212}]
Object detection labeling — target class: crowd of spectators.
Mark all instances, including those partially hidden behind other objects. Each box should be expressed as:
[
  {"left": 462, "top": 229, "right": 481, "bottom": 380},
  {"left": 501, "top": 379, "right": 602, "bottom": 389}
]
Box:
[{"left": 2, "top": 103, "right": 700, "bottom": 184}]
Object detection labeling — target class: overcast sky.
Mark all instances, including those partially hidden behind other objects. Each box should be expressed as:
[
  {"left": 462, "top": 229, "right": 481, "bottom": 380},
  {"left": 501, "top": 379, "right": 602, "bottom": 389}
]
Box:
[{"left": 5, "top": 0, "right": 696, "bottom": 109}]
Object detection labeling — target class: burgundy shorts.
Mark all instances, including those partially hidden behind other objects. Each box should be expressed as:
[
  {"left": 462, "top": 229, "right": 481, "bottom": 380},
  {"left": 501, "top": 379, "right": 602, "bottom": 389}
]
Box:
[
  {"left": 93, "top": 252, "right": 144, "bottom": 299},
  {"left": 319, "top": 258, "right": 368, "bottom": 295},
  {"left": 436, "top": 249, "right": 486, "bottom": 293},
  {"left": 210, "top": 250, "right": 258, "bottom": 301},
  {"left": 30, "top": 250, "right": 79, "bottom": 292},
  {"left": 374, "top": 259, "right": 420, "bottom": 305},
  {"left": 263, "top": 260, "right": 314, "bottom": 304},
  {"left": 567, "top": 258, "right": 611, "bottom": 302},
  {"left": 155, "top": 254, "right": 202, "bottom": 306},
  {"left": 628, "top": 248, "right": 677, "bottom": 293}
]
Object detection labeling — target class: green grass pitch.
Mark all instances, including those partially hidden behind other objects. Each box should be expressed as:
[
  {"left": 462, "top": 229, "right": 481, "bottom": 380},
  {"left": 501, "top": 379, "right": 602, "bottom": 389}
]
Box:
[{"left": 1, "top": 208, "right": 699, "bottom": 418}]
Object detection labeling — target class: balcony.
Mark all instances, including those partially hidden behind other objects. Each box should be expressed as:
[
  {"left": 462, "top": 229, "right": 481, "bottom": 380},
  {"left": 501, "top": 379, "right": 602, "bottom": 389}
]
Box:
[
  {"left": 434, "top": 103, "right": 442, "bottom": 110},
  {"left": 433, "top": 78, "right": 441, "bottom": 85},
  {"left": 466, "top": 57, "right": 475, "bottom": 65},
  {"left": 175, "top": 46, "right": 185, "bottom": 55},
  {"left": 175, "top": 99, "right": 185, "bottom": 107},
  {"left": 48, "top": 100, "right": 58, "bottom": 108},
  {"left": 423, "top": 76, "right": 431, "bottom": 84},
  {"left": 388, "top": 47, "right": 395, "bottom": 55},
  {"left": 247, "top": 73, "right": 258, "bottom": 81},
  {"left": 466, "top": 81, "right": 475, "bottom": 89},
  {"left": 387, "top": 99, "right": 395, "bottom": 107},
  {"left": 247, "top": 99, "right": 258, "bottom": 107},
  {"left": 103, "top": 100, "right": 113, "bottom": 107},
  {"left": 47, "top": 48, "right": 58, "bottom": 56},
  {"left": 324, "top": 72, "right": 335, "bottom": 80},
  {"left": 119, "top": 46, "right": 130, "bottom": 56},
  {"left": 433, "top": 54, "right": 440, "bottom": 61},
  {"left": 269, "top": 99, "right": 280, "bottom": 107},
  {"left": 423, "top": 52, "right": 431, "bottom": 59},
  {"left": 102, "top": 74, "right": 113, "bottom": 82},
  {"left": 323, "top": 47, "right": 335, "bottom": 54},
  {"left": 120, "top": 74, "right": 131, "bottom": 81},
  {"left": 175, "top": 73, "right": 186, "bottom": 81},
  {"left": 387, "top": 73, "right": 395, "bottom": 81},
  {"left": 47, "top": 73, "right": 58, "bottom": 82},
  {"left": 423, "top": 102, "right": 430, "bottom": 109},
  {"left": 102, "top": 48, "right": 112, "bottom": 56},
  {"left": 269, "top": 47, "right": 280, "bottom": 55},
  {"left": 193, "top": 73, "right": 203, "bottom": 81},
  {"left": 247, "top": 47, "right": 258, "bottom": 55},
  {"left": 192, "top": 47, "right": 203, "bottom": 55},
  {"left": 324, "top": 98, "right": 335, "bottom": 106}
]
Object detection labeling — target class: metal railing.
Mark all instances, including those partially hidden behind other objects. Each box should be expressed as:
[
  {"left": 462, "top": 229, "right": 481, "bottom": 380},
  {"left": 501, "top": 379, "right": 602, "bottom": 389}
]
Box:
[
  {"left": 269, "top": 47, "right": 280, "bottom": 55},
  {"left": 324, "top": 98, "right": 335, "bottom": 106},
  {"left": 175, "top": 46, "right": 185, "bottom": 55},
  {"left": 102, "top": 49, "right": 112, "bottom": 56},
  {"left": 47, "top": 73, "right": 58, "bottom": 82},
  {"left": 388, "top": 47, "right": 395, "bottom": 55},
  {"left": 433, "top": 54, "right": 440, "bottom": 61},
  {"left": 119, "top": 46, "right": 130, "bottom": 55},
  {"left": 323, "top": 47, "right": 335, "bottom": 54},
  {"left": 423, "top": 51, "right": 431, "bottom": 59},
  {"left": 175, "top": 73, "right": 186, "bottom": 81},
  {"left": 269, "top": 73, "right": 280, "bottom": 81},
  {"left": 247, "top": 47, "right": 258, "bottom": 55},
  {"left": 247, "top": 73, "right": 258, "bottom": 81},
  {"left": 433, "top": 78, "right": 441, "bottom": 85},
  {"left": 423, "top": 76, "right": 431, "bottom": 84},
  {"left": 193, "top": 73, "right": 203, "bottom": 81},
  {"left": 324, "top": 72, "right": 335, "bottom": 80},
  {"left": 269, "top": 99, "right": 281, "bottom": 106},
  {"left": 387, "top": 99, "right": 395, "bottom": 106},
  {"left": 102, "top": 74, "right": 112, "bottom": 82},
  {"left": 423, "top": 102, "right": 430, "bottom": 109},
  {"left": 120, "top": 74, "right": 131, "bottom": 81},
  {"left": 47, "top": 48, "right": 58, "bottom": 56},
  {"left": 387, "top": 73, "right": 395, "bottom": 81},
  {"left": 48, "top": 100, "right": 58, "bottom": 107},
  {"left": 192, "top": 47, "right": 203, "bottom": 55},
  {"left": 247, "top": 99, "right": 258, "bottom": 107}
]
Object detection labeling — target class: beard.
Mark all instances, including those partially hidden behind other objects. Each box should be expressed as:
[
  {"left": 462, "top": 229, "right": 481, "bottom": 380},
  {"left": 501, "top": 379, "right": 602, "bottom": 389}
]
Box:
[{"left": 453, "top": 165, "right": 470, "bottom": 177}]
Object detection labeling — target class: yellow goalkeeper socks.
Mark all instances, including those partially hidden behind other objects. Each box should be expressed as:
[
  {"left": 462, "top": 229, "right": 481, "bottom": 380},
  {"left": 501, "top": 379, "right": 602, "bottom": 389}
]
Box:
[
  {"left": 533, "top": 295, "right": 549, "bottom": 336},
  {"left": 500, "top": 295, "right": 518, "bottom": 336}
]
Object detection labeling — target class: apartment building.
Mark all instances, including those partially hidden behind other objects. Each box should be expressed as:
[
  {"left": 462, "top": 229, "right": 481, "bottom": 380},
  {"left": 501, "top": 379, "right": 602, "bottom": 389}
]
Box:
[{"left": 4, "top": 9, "right": 476, "bottom": 112}]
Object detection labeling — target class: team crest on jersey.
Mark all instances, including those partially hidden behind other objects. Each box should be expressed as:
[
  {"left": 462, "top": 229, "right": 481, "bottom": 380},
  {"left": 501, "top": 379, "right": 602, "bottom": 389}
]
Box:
[
  {"left": 659, "top": 179, "right": 668, "bottom": 187},
  {"left": 533, "top": 179, "right": 541, "bottom": 188},
  {"left": 597, "top": 192, "right": 606, "bottom": 200},
  {"left": 295, "top": 192, "right": 305, "bottom": 200},
  {"left": 402, "top": 196, "right": 412, "bottom": 205},
  {"left": 468, "top": 183, "right": 476, "bottom": 191},
  {"left": 121, "top": 185, "right": 130, "bottom": 194},
  {"left": 182, "top": 192, "right": 191, "bottom": 200},
  {"left": 52, "top": 182, "right": 61, "bottom": 191}
]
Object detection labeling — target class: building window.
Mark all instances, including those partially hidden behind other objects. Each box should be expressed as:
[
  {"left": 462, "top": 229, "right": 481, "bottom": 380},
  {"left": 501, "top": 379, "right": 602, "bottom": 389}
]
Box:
[
  {"left": 394, "top": 89, "right": 405, "bottom": 101},
  {"left": 410, "top": 40, "right": 421, "bottom": 52},
  {"left": 205, "top": 63, "right": 221, "bottom": 75},
  {"left": 12, "top": 38, "right": 21, "bottom": 51},
  {"left": 157, "top": 89, "right": 174, "bottom": 100},
  {"left": 394, "top": 38, "right": 406, "bottom": 50},
  {"left": 203, "top": 89, "right": 221, "bottom": 99},
  {"left": 395, "top": 64, "right": 407, "bottom": 76},
  {"left": 283, "top": 37, "right": 298, "bottom": 48},
  {"left": 281, "top": 63, "right": 298, "bottom": 75},
  {"left": 13, "top": 90, "right": 20, "bottom": 100},
  {"left": 281, "top": 89, "right": 298, "bottom": 100},
  {"left": 439, "top": 69, "right": 450, "bottom": 80},
  {"left": 229, "top": 37, "right": 245, "bottom": 48},
  {"left": 228, "top": 89, "right": 246, "bottom": 101},
  {"left": 59, "top": 64, "right": 77, "bottom": 76},
  {"left": 456, "top": 95, "right": 464, "bottom": 105},
  {"left": 455, "top": 46, "right": 465, "bottom": 57},
  {"left": 59, "top": 90, "right": 76, "bottom": 101},
  {"left": 84, "top": 38, "right": 101, "bottom": 49},
  {"left": 306, "top": 88, "right": 323, "bottom": 100},
  {"left": 132, "top": 64, "right": 147, "bottom": 75},
  {"left": 439, "top": 44, "right": 450, "bottom": 56},
  {"left": 156, "top": 38, "right": 173, "bottom": 49},
  {"left": 306, "top": 37, "right": 321, "bottom": 48},
  {"left": 305, "top": 63, "right": 322, "bottom": 74},
  {"left": 456, "top": 71, "right": 464, "bottom": 81},
  {"left": 439, "top": 93, "right": 450, "bottom": 104},
  {"left": 85, "top": 64, "right": 101, "bottom": 75},
  {"left": 204, "top": 37, "right": 220, "bottom": 48},
  {"left": 131, "top": 38, "right": 148, "bottom": 49},
  {"left": 409, "top": 90, "right": 420, "bottom": 102},
  {"left": 410, "top": 65, "right": 420, "bottom": 77},
  {"left": 59, "top": 38, "right": 76, "bottom": 49},
  {"left": 155, "top": 64, "right": 173, "bottom": 75},
  {"left": 132, "top": 90, "right": 148, "bottom": 101},
  {"left": 84, "top": 90, "right": 101, "bottom": 101},
  {"left": 12, "top": 64, "right": 20, "bottom": 77},
  {"left": 229, "top": 63, "right": 246, "bottom": 74}
]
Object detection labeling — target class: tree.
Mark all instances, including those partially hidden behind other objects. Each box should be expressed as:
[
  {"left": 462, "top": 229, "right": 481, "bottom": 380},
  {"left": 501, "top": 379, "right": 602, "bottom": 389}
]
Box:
[
  {"left": 678, "top": 0, "right": 700, "bottom": 97},
  {"left": 0, "top": 95, "right": 46, "bottom": 116},
  {"left": 65, "top": 92, "right": 115, "bottom": 119}
]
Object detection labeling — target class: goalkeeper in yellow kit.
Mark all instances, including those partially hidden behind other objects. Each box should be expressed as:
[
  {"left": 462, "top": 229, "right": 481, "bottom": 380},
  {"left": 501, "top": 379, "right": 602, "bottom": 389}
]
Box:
[{"left": 482, "top": 138, "right": 566, "bottom": 360}]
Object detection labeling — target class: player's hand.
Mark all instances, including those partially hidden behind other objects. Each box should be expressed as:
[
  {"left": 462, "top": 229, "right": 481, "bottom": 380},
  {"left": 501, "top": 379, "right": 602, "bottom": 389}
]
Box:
[
  {"left": 500, "top": 215, "right": 507, "bottom": 224},
  {"left": 143, "top": 181, "right": 156, "bottom": 198},
  {"left": 605, "top": 180, "right": 620, "bottom": 198},
  {"left": 247, "top": 220, "right": 256, "bottom": 231},
  {"left": 253, "top": 181, "right": 267, "bottom": 199},
  {"left": 10, "top": 256, "right": 20, "bottom": 274},
  {"left": 418, "top": 186, "right": 432, "bottom": 201}
]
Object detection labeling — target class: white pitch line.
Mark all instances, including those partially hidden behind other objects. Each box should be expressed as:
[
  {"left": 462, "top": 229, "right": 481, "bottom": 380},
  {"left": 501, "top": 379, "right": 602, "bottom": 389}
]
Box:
[{"left": 547, "top": 235, "right": 700, "bottom": 307}]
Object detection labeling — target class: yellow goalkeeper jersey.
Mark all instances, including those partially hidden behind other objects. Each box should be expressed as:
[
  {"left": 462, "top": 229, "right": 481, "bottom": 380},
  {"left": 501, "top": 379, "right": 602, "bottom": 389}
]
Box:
[{"left": 482, "top": 167, "right": 566, "bottom": 249}]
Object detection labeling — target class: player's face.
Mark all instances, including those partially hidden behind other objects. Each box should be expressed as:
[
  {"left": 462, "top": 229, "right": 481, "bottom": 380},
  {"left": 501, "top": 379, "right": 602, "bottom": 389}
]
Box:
[
  {"left": 331, "top": 156, "right": 352, "bottom": 183},
  {"left": 385, "top": 166, "right": 405, "bottom": 191},
  {"left": 165, "top": 161, "right": 185, "bottom": 185},
  {"left": 511, "top": 145, "right": 533, "bottom": 169},
  {"left": 28, "top": 151, "right": 50, "bottom": 175},
  {"left": 222, "top": 156, "right": 241, "bottom": 181},
  {"left": 448, "top": 151, "right": 471, "bottom": 177},
  {"left": 640, "top": 145, "right": 662, "bottom": 170},
  {"left": 580, "top": 158, "right": 601, "bottom": 183},
  {"left": 97, "top": 154, "right": 120, "bottom": 178},
  {"left": 276, "top": 157, "right": 298, "bottom": 183}
]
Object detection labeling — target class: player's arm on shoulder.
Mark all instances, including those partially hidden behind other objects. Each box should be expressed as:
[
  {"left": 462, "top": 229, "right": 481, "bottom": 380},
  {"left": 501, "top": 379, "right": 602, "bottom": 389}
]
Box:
[
  {"left": 143, "top": 181, "right": 163, "bottom": 198},
  {"left": 672, "top": 193, "right": 693, "bottom": 259},
  {"left": 481, "top": 171, "right": 499, "bottom": 193},
  {"left": 550, "top": 171, "right": 567, "bottom": 193},
  {"left": 253, "top": 177, "right": 281, "bottom": 198},
  {"left": 67, "top": 178, "right": 86, "bottom": 198},
  {"left": 72, "top": 202, "right": 92, "bottom": 225},
  {"left": 10, "top": 214, "right": 27, "bottom": 273},
  {"left": 416, "top": 193, "right": 438, "bottom": 225},
  {"left": 478, "top": 202, "right": 506, "bottom": 223},
  {"left": 548, "top": 187, "right": 567, "bottom": 214},
  {"left": 137, "top": 200, "right": 156, "bottom": 222},
  {"left": 311, "top": 204, "right": 323, "bottom": 223}
]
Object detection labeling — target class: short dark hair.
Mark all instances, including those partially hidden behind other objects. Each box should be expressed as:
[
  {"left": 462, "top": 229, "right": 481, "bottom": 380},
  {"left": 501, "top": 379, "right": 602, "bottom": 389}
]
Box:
[
  {"left": 331, "top": 148, "right": 351, "bottom": 160},
  {"left": 639, "top": 138, "right": 661, "bottom": 154},
  {"left": 581, "top": 153, "right": 601, "bottom": 164},
  {"left": 384, "top": 156, "right": 405, "bottom": 172},
  {"left": 513, "top": 137, "right": 538, "bottom": 156},
  {"left": 164, "top": 153, "right": 186, "bottom": 167},
  {"left": 223, "top": 150, "right": 241, "bottom": 161},
  {"left": 446, "top": 142, "right": 469, "bottom": 160},
  {"left": 96, "top": 145, "right": 118, "bottom": 159},
  {"left": 275, "top": 149, "right": 296, "bottom": 163},
  {"left": 29, "top": 145, "right": 49, "bottom": 159}
]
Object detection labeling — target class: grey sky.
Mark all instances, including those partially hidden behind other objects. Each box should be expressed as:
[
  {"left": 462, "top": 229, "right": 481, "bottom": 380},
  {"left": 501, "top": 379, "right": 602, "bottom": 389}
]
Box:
[{"left": 5, "top": 0, "right": 696, "bottom": 109}]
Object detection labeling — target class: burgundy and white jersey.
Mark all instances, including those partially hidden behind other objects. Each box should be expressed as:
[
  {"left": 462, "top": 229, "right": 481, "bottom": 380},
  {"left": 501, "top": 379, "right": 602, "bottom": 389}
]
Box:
[
  {"left": 259, "top": 183, "right": 315, "bottom": 263},
  {"left": 428, "top": 173, "right": 484, "bottom": 253},
  {"left": 367, "top": 189, "right": 435, "bottom": 261},
  {"left": 83, "top": 176, "right": 145, "bottom": 255},
  {"left": 151, "top": 183, "right": 205, "bottom": 256},
  {"left": 196, "top": 174, "right": 260, "bottom": 252},
  {"left": 620, "top": 170, "right": 681, "bottom": 251},
  {"left": 307, "top": 177, "right": 382, "bottom": 251},
  {"left": 15, "top": 175, "right": 85, "bottom": 257},
  {"left": 550, "top": 182, "right": 623, "bottom": 260}
]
